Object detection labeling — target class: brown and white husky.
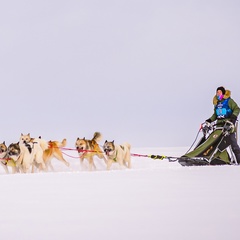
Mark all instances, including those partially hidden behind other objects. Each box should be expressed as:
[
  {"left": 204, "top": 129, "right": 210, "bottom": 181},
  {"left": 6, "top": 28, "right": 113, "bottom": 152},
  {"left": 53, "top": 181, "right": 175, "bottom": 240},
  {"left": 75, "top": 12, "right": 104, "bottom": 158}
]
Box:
[{"left": 75, "top": 132, "right": 107, "bottom": 171}]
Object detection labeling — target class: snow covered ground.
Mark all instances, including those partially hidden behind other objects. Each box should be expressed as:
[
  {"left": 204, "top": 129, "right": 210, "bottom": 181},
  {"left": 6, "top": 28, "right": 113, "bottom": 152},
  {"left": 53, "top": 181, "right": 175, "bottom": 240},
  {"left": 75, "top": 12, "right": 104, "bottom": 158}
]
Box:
[{"left": 0, "top": 146, "right": 240, "bottom": 240}]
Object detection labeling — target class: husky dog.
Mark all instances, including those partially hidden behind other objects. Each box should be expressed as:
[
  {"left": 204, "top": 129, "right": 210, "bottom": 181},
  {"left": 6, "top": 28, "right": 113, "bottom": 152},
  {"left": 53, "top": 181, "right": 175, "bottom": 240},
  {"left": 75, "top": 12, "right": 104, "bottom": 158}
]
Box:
[
  {"left": 17, "top": 133, "right": 48, "bottom": 173},
  {"left": 75, "top": 132, "right": 106, "bottom": 171},
  {"left": 8, "top": 143, "right": 21, "bottom": 161},
  {"left": 103, "top": 140, "right": 131, "bottom": 170},
  {"left": 0, "top": 141, "right": 10, "bottom": 174},
  {"left": 43, "top": 138, "right": 70, "bottom": 171},
  {"left": 7, "top": 142, "right": 21, "bottom": 173}
]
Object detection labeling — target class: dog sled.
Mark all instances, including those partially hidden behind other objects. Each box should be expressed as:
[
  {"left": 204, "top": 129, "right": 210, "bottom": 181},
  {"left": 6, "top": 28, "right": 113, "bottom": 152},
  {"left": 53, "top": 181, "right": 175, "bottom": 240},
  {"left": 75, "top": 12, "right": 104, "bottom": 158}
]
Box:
[{"left": 177, "top": 120, "right": 238, "bottom": 166}]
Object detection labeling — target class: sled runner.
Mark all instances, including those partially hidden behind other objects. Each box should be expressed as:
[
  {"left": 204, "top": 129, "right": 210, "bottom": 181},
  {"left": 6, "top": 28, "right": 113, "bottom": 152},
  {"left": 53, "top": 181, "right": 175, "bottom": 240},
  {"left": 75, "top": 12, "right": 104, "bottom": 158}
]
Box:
[{"left": 178, "top": 121, "right": 238, "bottom": 166}]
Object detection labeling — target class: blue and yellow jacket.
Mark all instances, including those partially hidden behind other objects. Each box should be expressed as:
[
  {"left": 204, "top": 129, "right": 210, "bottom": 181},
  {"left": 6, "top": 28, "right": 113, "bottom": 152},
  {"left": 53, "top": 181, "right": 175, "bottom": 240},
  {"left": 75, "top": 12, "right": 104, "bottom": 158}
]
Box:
[{"left": 208, "top": 89, "right": 240, "bottom": 125}]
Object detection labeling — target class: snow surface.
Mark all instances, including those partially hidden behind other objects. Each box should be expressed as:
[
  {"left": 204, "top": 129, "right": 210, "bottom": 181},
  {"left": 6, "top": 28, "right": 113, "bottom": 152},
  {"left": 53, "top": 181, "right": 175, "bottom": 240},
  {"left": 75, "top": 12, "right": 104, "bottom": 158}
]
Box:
[{"left": 0, "top": 146, "right": 240, "bottom": 240}]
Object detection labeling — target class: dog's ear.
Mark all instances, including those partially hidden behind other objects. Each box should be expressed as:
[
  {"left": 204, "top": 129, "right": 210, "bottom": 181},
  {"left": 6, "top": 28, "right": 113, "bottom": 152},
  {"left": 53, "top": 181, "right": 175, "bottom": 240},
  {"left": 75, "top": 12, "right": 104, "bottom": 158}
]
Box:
[
  {"left": 105, "top": 140, "right": 107, "bottom": 143},
  {"left": 112, "top": 140, "right": 114, "bottom": 143},
  {"left": 3, "top": 141, "right": 5, "bottom": 145},
  {"left": 83, "top": 137, "right": 85, "bottom": 140},
  {"left": 28, "top": 133, "right": 30, "bottom": 137},
  {"left": 21, "top": 133, "right": 23, "bottom": 136},
  {"left": 17, "top": 142, "right": 19, "bottom": 145},
  {"left": 77, "top": 137, "right": 79, "bottom": 140}
]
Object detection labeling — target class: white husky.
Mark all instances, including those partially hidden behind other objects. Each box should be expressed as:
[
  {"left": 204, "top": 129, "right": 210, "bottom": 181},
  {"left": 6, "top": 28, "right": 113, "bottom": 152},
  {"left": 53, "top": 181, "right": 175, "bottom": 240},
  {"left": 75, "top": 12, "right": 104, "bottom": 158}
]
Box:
[
  {"left": 103, "top": 140, "right": 131, "bottom": 170},
  {"left": 17, "top": 133, "right": 48, "bottom": 173}
]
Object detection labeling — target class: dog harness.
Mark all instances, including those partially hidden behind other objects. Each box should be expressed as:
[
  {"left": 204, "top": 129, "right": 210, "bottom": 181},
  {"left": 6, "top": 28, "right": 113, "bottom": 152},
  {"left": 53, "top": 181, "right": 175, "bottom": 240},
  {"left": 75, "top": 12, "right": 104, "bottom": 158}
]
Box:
[
  {"left": 112, "top": 150, "right": 118, "bottom": 162},
  {"left": 7, "top": 159, "right": 16, "bottom": 167},
  {"left": 215, "top": 98, "right": 232, "bottom": 119},
  {"left": 112, "top": 146, "right": 124, "bottom": 162},
  {"left": 0, "top": 153, "right": 14, "bottom": 166}
]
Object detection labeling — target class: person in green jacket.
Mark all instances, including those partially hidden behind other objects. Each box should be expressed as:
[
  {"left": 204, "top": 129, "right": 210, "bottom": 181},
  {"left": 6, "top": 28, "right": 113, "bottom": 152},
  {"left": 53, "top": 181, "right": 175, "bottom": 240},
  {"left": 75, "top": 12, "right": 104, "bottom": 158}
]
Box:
[{"left": 205, "top": 86, "right": 240, "bottom": 164}]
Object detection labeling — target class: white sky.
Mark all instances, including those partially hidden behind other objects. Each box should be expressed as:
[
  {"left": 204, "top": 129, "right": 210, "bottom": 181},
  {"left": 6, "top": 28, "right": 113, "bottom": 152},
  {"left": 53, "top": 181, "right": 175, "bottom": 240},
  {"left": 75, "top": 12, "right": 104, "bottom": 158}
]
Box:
[{"left": 1, "top": 0, "right": 240, "bottom": 147}]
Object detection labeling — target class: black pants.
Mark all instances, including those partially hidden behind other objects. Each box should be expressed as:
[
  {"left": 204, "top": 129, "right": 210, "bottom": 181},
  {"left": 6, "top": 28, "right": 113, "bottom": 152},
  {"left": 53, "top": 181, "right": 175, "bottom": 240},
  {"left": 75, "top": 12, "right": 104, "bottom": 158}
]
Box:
[{"left": 230, "top": 132, "right": 240, "bottom": 163}]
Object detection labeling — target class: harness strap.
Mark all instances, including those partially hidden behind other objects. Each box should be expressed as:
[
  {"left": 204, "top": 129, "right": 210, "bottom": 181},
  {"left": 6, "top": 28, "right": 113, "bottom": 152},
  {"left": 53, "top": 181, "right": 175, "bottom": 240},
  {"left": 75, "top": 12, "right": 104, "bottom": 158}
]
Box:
[
  {"left": 113, "top": 150, "right": 118, "bottom": 162},
  {"left": 0, "top": 153, "right": 11, "bottom": 165}
]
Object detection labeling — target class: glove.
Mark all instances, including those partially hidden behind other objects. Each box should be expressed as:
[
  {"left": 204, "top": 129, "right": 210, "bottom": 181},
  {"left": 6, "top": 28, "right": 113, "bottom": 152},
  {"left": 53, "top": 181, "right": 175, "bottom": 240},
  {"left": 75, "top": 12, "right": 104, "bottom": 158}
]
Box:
[
  {"left": 202, "top": 120, "right": 212, "bottom": 133},
  {"left": 205, "top": 121, "right": 212, "bottom": 128},
  {"left": 230, "top": 115, "right": 237, "bottom": 125},
  {"left": 205, "top": 119, "right": 212, "bottom": 124},
  {"left": 223, "top": 120, "right": 235, "bottom": 134}
]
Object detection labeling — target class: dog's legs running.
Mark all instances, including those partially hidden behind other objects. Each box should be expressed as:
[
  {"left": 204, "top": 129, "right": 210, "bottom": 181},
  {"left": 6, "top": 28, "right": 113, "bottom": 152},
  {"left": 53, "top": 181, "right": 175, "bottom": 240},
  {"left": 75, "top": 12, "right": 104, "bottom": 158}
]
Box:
[
  {"left": 122, "top": 155, "right": 129, "bottom": 168},
  {"left": 31, "top": 163, "right": 35, "bottom": 173},
  {"left": 0, "top": 162, "right": 9, "bottom": 174},
  {"left": 96, "top": 153, "right": 108, "bottom": 168},
  {"left": 22, "top": 166, "right": 26, "bottom": 173},
  {"left": 53, "top": 152, "right": 70, "bottom": 167},
  {"left": 47, "top": 161, "right": 54, "bottom": 171},
  {"left": 23, "top": 163, "right": 30, "bottom": 173},
  {"left": 127, "top": 160, "right": 131, "bottom": 168},
  {"left": 119, "top": 159, "right": 125, "bottom": 169},
  {"left": 79, "top": 157, "right": 85, "bottom": 170},
  {"left": 106, "top": 160, "right": 113, "bottom": 170},
  {"left": 34, "top": 153, "right": 46, "bottom": 172},
  {"left": 16, "top": 154, "right": 23, "bottom": 168},
  {"left": 103, "top": 156, "right": 108, "bottom": 166},
  {"left": 89, "top": 158, "right": 93, "bottom": 171},
  {"left": 126, "top": 152, "right": 132, "bottom": 168},
  {"left": 11, "top": 166, "right": 18, "bottom": 174},
  {"left": 88, "top": 157, "right": 96, "bottom": 171},
  {"left": 98, "top": 153, "right": 108, "bottom": 165},
  {"left": 123, "top": 160, "right": 131, "bottom": 168}
]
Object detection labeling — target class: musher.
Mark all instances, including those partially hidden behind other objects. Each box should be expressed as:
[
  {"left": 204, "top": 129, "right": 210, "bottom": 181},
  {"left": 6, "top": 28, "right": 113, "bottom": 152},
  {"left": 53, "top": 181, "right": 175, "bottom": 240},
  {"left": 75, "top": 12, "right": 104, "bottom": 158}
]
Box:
[{"left": 205, "top": 86, "right": 240, "bottom": 163}]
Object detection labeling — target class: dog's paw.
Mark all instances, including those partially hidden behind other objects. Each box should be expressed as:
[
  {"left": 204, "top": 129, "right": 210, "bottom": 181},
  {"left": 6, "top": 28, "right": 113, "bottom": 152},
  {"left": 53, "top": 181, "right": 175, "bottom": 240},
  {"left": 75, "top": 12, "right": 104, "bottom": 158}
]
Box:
[{"left": 66, "top": 162, "right": 70, "bottom": 167}]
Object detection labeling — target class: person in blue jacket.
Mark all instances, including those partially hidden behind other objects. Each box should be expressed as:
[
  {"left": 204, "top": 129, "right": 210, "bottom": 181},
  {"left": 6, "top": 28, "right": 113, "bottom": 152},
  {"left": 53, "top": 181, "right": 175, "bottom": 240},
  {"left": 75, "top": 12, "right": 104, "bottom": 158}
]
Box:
[{"left": 205, "top": 86, "right": 240, "bottom": 164}]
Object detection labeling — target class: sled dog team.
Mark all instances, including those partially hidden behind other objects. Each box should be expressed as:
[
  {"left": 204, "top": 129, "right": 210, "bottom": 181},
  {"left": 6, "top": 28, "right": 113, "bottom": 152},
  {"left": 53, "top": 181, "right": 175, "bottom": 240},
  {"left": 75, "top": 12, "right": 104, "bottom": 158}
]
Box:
[{"left": 0, "top": 132, "right": 131, "bottom": 174}]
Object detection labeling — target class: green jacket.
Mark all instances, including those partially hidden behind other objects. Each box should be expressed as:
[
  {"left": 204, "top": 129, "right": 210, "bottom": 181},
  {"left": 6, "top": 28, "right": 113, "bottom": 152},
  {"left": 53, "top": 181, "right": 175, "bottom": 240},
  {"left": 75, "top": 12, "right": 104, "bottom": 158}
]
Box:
[{"left": 208, "top": 90, "right": 240, "bottom": 127}]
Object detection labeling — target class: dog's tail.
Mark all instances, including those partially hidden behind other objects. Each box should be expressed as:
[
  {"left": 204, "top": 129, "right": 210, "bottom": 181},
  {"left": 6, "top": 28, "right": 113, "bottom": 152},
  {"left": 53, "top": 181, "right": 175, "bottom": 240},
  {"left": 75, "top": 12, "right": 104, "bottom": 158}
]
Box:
[
  {"left": 92, "top": 132, "right": 102, "bottom": 143},
  {"left": 48, "top": 139, "right": 67, "bottom": 148},
  {"left": 36, "top": 138, "right": 49, "bottom": 151},
  {"left": 124, "top": 142, "right": 131, "bottom": 150},
  {"left": 58, "top": 138, "right": 67, "bottom": 148}
]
